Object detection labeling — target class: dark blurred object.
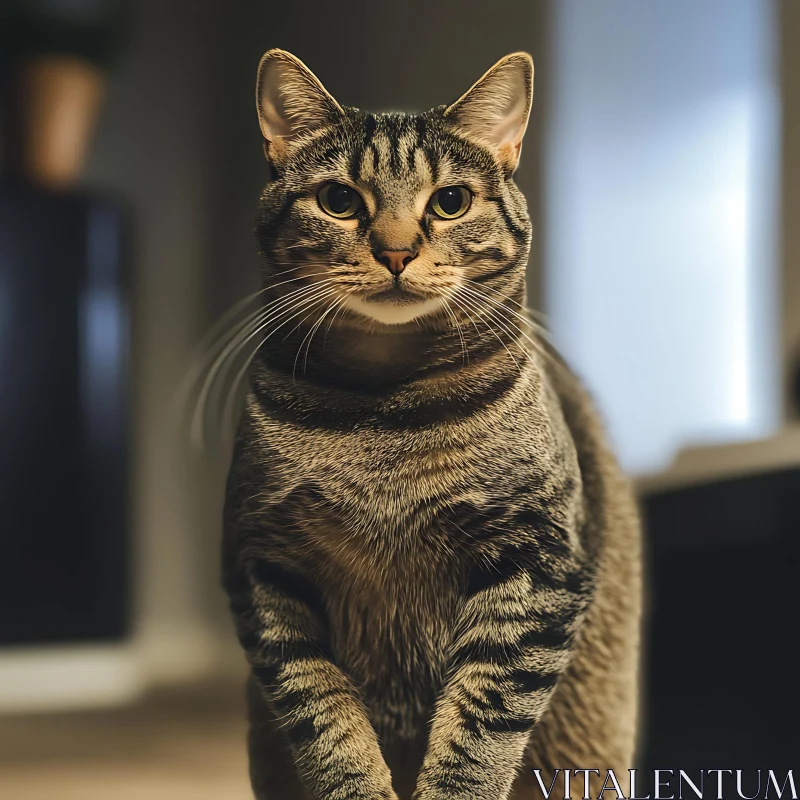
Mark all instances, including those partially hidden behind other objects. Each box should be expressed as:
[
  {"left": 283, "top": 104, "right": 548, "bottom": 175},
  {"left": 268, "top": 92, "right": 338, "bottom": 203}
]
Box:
[
  {"left": 640, "top": 467, "right": 800, "bottom": 770},
  {"left": 0, "top": 0, "right": 128, "bottom": 187},
  {"left": 0, "top": 181, "right": 130, "bottom": 645},
  {"left": 0, "top": 0, "right": 131, "bottom": 647},
  {"left": 0, "top": 0, "right": 127, "bottom": 69}
]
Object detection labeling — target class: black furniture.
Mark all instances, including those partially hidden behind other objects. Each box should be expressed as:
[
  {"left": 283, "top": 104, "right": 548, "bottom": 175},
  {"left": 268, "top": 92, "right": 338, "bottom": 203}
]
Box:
[
  {"left": 0, "top": 182, "right": 130, "bottom": 646},
  {"left": 640, "top": 466, "right": 800, "bottom": 771}
]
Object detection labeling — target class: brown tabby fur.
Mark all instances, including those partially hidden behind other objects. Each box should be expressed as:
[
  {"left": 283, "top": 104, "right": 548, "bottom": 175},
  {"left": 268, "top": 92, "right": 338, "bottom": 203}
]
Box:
[{"left": 222, "top": 49, "right": 641, "bottom": 800}]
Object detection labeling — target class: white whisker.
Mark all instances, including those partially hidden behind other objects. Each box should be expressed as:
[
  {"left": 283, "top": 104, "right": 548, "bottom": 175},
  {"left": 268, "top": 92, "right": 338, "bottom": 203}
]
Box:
[
  {"left": 295, "top": 294, "right": 349, "bottom": 379},
  {"left": 451, "top": 289, "right": 523, "bottom": 374},
  {"left": 438, "top": 296, "right": 470, "bottom": 366},
  {"left": 191, "top": 282, "right": 336, "bottom": 449},
  {"left": 175, "top": 270, "right": 338, "bottom": 417},
  {"left": 206, "top": 280, "right": 333, "bottom": 412},
  {"left": 457, "top": 283, "right": 570, "bottom": 380},
  {"left": 463, "top": 277, "right": 551, "bottom": 330},
  {"left": 215, "top": 287, "right": 339, "bottom": 449},
  {"left": 323, "top": 293, "right": 351, "bottom": 347}
]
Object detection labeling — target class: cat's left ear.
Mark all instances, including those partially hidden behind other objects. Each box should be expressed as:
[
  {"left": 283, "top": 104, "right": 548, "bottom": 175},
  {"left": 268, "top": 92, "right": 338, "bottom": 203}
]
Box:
[
  {"left": 256, "top": 49, "right": 343, "bottom": 162},
  {"left": 445, "top": 52, "right": 534, "bottom": 172}
]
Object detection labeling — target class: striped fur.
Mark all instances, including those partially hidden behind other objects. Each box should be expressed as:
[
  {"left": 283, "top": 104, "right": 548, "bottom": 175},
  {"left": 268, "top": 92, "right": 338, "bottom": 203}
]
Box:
[{"left": 223, "top": 50, "right": 641, "bottom": 800}]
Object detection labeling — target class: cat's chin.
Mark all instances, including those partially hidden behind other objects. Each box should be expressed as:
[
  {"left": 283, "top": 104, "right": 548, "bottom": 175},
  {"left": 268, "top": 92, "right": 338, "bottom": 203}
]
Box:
[{"left": 343, "top": 294, "right": 442, "bottom": 326}]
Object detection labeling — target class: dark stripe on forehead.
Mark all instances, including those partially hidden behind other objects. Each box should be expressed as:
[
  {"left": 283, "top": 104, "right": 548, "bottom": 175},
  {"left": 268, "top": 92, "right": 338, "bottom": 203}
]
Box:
[
  {"left": 425, "top": 144, "right": 440, "bottom": 184},
  {"left": 350, "top": 113, "right": 377, "bottom": 181},
  {"left": 408, "top": 116, "right": 427, "bottom": 172},
  {"left": 416, "top": 112, "right": 441, "bottom": 182},
  {"left": 363, "top": 113, "right": 377, "bottom": 143},
  {"left": 318, "top": 144, "right": 342, "bottom": 166},
  {"left": 406, "top": 141, "right": 419, "bottom": 173},
  {"left": 441, "top": 137, "right": 496, "bottom": 174},
  {"left": 415, "top": 116, "right": 427, "bottom": 150},
  {"left": 388, "top": 122, "right": 401, "bottom": 174}
]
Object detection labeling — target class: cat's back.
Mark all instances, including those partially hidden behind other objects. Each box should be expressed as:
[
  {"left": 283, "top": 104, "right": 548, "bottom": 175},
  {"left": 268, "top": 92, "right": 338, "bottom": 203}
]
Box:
[{"left": 516, "top": 339, "right": 642, "bottom": 789}]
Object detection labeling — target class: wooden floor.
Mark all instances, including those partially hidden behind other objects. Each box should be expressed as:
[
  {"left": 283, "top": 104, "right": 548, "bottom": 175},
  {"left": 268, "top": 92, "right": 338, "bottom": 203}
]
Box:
[{"left": 0, "top": 683, "right": 254, "bottom": 799}]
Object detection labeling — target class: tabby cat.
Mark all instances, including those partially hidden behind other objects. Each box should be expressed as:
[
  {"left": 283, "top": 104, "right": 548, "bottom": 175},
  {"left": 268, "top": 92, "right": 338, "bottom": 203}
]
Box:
[{"left": 222, "top": 49, "right": 641, "bottom": 800}]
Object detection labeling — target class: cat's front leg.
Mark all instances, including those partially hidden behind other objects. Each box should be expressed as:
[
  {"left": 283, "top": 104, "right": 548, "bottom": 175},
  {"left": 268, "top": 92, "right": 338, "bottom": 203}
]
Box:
[
  {"left": 229, "top": 559, "right": 398, "bottom": 800},
  {"left": 412, "top": 522, "right": 592, "bottom": 800}
]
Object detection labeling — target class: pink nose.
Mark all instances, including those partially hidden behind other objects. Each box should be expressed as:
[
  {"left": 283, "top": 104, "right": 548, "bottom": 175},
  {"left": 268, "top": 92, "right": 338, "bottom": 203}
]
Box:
[{"left": 376, "top": 250, "right": 417, "bottom": 276}]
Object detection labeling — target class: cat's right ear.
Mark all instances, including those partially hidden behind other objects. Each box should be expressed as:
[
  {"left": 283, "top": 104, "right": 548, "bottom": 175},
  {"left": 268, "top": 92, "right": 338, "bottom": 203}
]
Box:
[{"left": 256, "top": 49, "right": 343, "bottom": 163}]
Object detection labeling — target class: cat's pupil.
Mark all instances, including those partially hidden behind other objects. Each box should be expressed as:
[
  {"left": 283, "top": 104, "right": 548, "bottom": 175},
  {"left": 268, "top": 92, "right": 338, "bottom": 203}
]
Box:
[
  {"left": 328, "top": 184, "right": 354, "bottom": 214},
  {"left": 438, "top": 187, "right": 463, "bottom": 215}
]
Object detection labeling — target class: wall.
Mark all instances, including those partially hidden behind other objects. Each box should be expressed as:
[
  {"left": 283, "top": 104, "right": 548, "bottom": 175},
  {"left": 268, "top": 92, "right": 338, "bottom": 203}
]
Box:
[
  {"left": 543, "top": 0, "right": 782, "bottom": 476},
  {"left": 84, "top": 0, "right": 227, "bottom": 681}
]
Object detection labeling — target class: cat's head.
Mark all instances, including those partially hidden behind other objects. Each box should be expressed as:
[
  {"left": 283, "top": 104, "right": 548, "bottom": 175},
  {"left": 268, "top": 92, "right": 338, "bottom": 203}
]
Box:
[{"left": 254, "top": 49, "right": 533, "bottom": 328}]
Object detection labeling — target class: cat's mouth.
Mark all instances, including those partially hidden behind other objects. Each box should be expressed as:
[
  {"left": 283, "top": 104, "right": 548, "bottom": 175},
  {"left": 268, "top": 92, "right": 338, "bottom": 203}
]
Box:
[
  {"left": 344, "top": 284, "right": 443, "bottom": 325},
  {"left": 366, "top": 283, "right": 428, "bottom": 305}
]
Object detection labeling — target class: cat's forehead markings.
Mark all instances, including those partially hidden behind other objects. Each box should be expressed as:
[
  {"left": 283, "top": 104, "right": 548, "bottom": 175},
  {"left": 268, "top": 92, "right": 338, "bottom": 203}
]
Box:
[
  {"left": 433, "top": 156, "right": 485, "bottom": 191},
  {"left": 398, "top": 131, "right": 421, "bottom": 178},
  {"left": 412, "top": 147, "right": 434, "bottom": 187},
  {"left": 370, "top": 130, "right": 394, "bottom": 178},
  {"left": 323, "top": 147, "right": 352, "bottom": 178},
  {"left": 358, "top": 141, "right": 378, "bottom": 182}
]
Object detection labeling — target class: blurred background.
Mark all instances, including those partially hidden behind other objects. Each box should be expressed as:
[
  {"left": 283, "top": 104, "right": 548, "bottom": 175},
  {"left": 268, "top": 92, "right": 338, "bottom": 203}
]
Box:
[{"left": 0, "top": 0, "right": 798, "bottom": 797}]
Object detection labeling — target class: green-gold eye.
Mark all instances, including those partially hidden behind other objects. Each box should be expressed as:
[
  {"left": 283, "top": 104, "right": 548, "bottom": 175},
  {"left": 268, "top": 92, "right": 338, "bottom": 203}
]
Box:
[
  {"left": 429, "top": 186, "right": 472, "bottom": 220},
  {"left": 318, "top": 182, "right": 363, "bottom": 219}
]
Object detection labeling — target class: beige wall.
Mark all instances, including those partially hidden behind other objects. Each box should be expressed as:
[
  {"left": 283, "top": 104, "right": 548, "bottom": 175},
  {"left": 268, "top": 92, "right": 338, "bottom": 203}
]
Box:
[{"left": 86, "top": 0, "right": 244, "bottom": 681}]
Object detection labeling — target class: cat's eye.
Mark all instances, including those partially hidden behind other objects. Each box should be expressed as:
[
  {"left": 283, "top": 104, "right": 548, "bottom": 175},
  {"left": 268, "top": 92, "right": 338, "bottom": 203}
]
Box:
[
  {"left": 317, "top": 182, "right": 363, "bottom": 219},
  {"left": 429, "top": 186, "right": 472, "bottom": 220}
]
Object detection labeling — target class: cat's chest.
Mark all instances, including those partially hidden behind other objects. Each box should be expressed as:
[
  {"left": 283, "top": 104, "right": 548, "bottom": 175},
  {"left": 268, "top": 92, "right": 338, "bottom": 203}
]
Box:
[
  {"left": 265, "top": 420, "right": 505, "bottom": 529},
  {"left": 281, "top": 444, "right": 470, "bottom": 739},
  {"left": 321, "top": 556, "right": 460, "bottom": 739}
]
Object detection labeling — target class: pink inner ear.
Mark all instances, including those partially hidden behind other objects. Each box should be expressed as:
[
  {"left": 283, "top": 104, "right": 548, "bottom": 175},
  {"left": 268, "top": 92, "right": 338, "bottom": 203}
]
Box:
[
  {"left": 448, "top": 60, "right": 531, "bottom": 159},
  {"left": 259, "top": 63, "right": 297, "bottom": 142},
  {"left": 494, "top": 101, "right": 528, "bottom": 148}
]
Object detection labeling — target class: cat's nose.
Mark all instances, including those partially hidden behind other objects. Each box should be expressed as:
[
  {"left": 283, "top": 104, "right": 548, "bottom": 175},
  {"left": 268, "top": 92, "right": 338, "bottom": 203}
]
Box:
[{"left": 375, "top": 250, "right": 417, "bottom": 276}]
